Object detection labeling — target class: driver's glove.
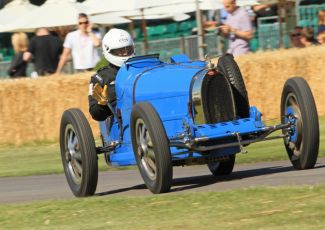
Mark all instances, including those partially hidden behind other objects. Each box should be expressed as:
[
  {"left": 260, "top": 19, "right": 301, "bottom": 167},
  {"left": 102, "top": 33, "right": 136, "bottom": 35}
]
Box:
[{"left": 92, "top": 83, "right": 108, "bottom": 105}]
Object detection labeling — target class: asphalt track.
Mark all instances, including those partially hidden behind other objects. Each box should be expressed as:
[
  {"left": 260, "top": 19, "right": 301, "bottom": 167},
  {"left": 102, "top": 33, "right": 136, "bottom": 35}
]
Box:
[{"left": 1, "top": 158, "right": 325, "bottom": 204}]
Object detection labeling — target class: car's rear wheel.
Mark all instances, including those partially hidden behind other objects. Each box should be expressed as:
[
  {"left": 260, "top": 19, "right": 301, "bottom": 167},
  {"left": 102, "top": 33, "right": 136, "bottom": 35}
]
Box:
[
  {"left": 208, "top": 154, "right": 236, "bottom": 176},
  {"left": 60, "top": 108, "right": 98, "bottom": 197},
  {"left": 217, "top": 54, "right": 250, "bottom": 118},
  {"left": 281, "top": 77, "right": 319, "bottom": 170},
  {"left": 130, "top": 102, "right": 172, "bottom": 194}
]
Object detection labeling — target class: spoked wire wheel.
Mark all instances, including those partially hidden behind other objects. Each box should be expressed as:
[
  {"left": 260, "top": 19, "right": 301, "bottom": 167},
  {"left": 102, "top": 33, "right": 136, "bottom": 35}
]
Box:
[
  {"left": 64, "top": 124, "right": 82, "bottom": 185},
  {"left": 131, "top": 102, "right": 172, "bottom": 194},
  {"left": 135, "top": 119, "right": 157, "bottom": 181},
  {"left": 281, "top": 77, "right": 319, "bottom": 170}
]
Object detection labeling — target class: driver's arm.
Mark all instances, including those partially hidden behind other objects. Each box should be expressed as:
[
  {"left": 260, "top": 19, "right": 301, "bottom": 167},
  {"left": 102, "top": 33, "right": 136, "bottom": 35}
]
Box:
[
  {"left": 88, "top": 68, "right": 117, "bottom": 121},
  {"left": 88, "top": 81, "right": 111, "bottom": 121}
]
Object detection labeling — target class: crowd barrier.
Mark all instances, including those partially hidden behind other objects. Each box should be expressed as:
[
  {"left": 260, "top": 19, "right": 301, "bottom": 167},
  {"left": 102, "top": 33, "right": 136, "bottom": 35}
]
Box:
[{"left": 0, "top": 45, "right": 324, "bottom": 145}]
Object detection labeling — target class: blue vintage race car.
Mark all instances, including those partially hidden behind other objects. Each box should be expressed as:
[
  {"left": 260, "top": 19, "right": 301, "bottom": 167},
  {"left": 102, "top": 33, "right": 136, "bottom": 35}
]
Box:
[{"left": 60, "top": 54, "right": 319, "bottom": 197}]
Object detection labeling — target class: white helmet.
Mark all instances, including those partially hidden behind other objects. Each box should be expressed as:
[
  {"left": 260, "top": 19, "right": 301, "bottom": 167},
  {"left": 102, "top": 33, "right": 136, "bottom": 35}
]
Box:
[{"left": 102, "top": 28, "right": 135, "bottom": 67}]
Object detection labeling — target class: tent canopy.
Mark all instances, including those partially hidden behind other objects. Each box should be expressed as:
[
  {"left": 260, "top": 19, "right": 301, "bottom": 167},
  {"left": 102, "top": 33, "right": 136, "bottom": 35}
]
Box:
[
  {"left": 0, "top": 0, "right": 37, "bottom": 26},
  {"left": 84, "top": 0, "right": 189, "bottom": 15},
  {"left": 0, "top": 0, "right": 131, "bottom": 32},
  {"left": 0, "top": 0, "right": 260, "bottom": 33},
  {"left": 84, "top": 0, "right": 259, "bottom": 21},
  {"left": 87, "top": 0, "right": 259, "bottom": 16}
]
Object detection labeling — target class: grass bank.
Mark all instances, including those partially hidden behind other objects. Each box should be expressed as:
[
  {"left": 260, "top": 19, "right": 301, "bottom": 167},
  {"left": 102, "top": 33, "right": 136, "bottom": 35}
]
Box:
[
  {"left": 0, "top": 117, "right": 323, "bottom": 177},
  {"left": 1, "top": 185, "right": 325, "bottom": 229}
]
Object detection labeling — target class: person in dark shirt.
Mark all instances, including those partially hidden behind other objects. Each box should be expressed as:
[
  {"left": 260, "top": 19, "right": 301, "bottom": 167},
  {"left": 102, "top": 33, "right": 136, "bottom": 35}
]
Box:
[
  {"left": 252, "top": 3, "right": 278, "bottom": 27},
  {"left": 23, "top": 27, "right": 63, "bottom": 76},
  {"left": 88, "top": 28, "right": 135, "bottom": 121},
  {"left": 7, "top": 32, "right": 28, "bottom": 78}
]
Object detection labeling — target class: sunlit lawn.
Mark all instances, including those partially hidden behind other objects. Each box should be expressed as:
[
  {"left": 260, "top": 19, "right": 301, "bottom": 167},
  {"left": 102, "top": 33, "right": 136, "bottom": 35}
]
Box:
[{"left": 1, "top": 185, "right": 325, "bottom": 229}]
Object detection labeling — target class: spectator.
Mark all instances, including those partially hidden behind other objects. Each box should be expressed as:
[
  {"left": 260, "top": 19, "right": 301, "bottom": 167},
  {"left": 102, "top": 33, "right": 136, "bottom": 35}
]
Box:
[
  {"left": 252, "top": 4, "right": 277, "bottom": 18},
  {"left": 318, "top": 10, "right": 325, "bottom": 35},
  {"left": 290, "top": 26, "right": 304, "bottom": 48},
  {"left": 317, "top": 31, "right": 325, "bottom": 45},
  {"left": 56, "top": 13, "right": 101, "bottom": 74},
  {"left": 88, "top": 29, "right": 135, "bottom": 121},
  {"left": 300, "top": 27, "right": 318, "bottom": 47},
  {"left": 219, "top": 0, "right": 253, "bottom": 56},
  {"left": 252, "top": 4, "right": 278, "bottom": 27},
  {"left": 23, "top": 28, "right": 63, "bottom": 76},
  {"left": 7, "top": 32, "right": 28, "bottom": 78}
]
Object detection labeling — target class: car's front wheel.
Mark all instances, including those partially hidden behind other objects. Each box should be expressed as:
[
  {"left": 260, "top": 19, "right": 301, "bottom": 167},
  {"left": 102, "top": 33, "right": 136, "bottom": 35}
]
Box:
[
  {"left": 130, "top": 102, "right": 173, "bottom": 194},
  {"left": 281, "top": 77, "right": 319, "bottom": 170},
  {"left": 217, "top": 54, "right": 250, "bottom": 118},
  {"left": 60, "top": 108, "right": 98, "bottom": 197}
]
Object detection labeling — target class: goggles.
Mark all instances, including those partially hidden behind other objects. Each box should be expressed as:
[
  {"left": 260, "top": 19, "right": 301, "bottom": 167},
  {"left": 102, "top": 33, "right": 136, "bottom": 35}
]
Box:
[{"left": 110, "top": 45, "right": 134, "bottom": 57}]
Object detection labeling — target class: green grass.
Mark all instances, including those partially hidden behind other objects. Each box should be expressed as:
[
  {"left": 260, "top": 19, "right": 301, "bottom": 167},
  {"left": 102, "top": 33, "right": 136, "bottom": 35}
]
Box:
[
  {"left": 0, "top": 141, "right": 132, "bottom": 177},
  {"left": 0, "top": 141, "right": 63, "bottom": 177},
  {"left": 1, "top": 185, "right": 325, "bottom": 229},
  {"left": 0, "top": 117, "right": 324, "bottom": 177}
]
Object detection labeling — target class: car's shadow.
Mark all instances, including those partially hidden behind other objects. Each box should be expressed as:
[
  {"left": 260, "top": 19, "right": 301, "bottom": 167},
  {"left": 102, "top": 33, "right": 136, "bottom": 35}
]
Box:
[
  {"left": 96, "top": 162, "right": 325, "bottom": 196},
  {"left": 170, "top": 165, "right": 292, "bottom": 192}
]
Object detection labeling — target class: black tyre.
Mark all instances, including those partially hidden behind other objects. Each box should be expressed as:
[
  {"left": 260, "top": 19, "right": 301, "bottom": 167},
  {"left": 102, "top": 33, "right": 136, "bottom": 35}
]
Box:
[
  {"left": 281, "top": 77, "right": 319, "bottom": 170},
  {"left": 208, "top": 154, "right": 236, "bottom": 176},
  {"left": 60, "top": 108, "right": 98, "bottom": 197},
  {"left": 217, "top": 54, "right": 250, "bottom": 118},
  {"left": 130, "top": 102, "right": 172, "bottom": 194}
]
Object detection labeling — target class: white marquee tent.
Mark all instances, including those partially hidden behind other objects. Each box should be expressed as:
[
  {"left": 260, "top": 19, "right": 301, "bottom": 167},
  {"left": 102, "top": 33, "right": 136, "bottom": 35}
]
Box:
[
  {"left": 0, "top": 0, "right": 132, "bottom": 32},
  {"left": 0, "top": 0, "right": 260, "bottom": 32},
  {"left": 85, "top": 0, "right": 259, "bottom": 16},
  {"left": 0, "top": 0, "right": 37, "bottom": 26}
]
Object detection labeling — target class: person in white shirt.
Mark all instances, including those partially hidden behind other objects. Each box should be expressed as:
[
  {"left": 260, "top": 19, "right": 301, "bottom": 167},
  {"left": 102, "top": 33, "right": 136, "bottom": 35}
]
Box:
[{"left": 56, "top": 13, "right": 101, "bottom": 73}]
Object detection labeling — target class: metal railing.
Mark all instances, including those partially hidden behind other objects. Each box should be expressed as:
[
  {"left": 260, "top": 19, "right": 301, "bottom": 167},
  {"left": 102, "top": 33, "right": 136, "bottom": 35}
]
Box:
[
  {"left": 298, "top": 3, "right": 325, "bottom": 35},
  {"left": 257, "top": 16, "right": 291, "bottom": 50},
  {"left": 135, "top": 32, "right": 222, "bottom": 62},
  {"left": 0, "top": 61, "right": 10, "bottom": 79}
]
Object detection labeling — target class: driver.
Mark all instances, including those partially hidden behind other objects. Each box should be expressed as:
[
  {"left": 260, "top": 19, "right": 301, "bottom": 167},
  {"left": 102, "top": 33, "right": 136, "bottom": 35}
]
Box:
[{"left": 88, "top": 28, "right": 135, "bottom": 121}]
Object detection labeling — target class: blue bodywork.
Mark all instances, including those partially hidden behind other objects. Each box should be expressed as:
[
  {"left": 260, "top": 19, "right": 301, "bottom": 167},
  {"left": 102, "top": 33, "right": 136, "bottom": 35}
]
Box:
[{"left": 99, "top": 54, "right": 268, "bottom": 166}]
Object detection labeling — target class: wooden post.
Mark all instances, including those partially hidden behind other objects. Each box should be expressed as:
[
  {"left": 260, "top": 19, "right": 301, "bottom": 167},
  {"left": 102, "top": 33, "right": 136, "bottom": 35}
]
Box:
[
  {"left": 127, "top": 19, "right": 135, "bottom": 38},
  {"left": 195, "top": 0, "right": 205, "bottom": 60},
  {"left": 141, "top": 8, "right": 148, "bottom": 54},
  {"left": 278, "top": 0, "right": 285, "bottom": 48}
]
